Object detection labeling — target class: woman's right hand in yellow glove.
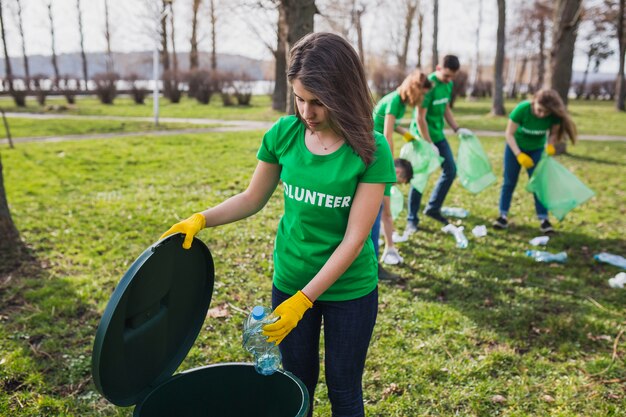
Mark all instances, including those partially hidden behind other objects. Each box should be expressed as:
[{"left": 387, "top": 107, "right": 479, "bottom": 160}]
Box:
[
  {"left": 516, "top": 152, "right": 534, "bottom": 169},
  {"left": 160, "top": 213, "right": 206, "bottom": 249},
  {"left": 403, "top": 132, "right": 415, "bottom": 142}
]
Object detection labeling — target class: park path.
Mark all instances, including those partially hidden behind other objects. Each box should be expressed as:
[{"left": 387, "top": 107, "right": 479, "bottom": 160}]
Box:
[{"left": 0, "top": 112, "right": 625, "bottom": 145}]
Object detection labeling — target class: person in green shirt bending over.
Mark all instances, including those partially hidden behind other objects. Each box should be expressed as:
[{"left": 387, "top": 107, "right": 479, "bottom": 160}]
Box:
[
  {"left": 371, "top": 70, "right": 431, "bottom": 274},
  {"left": 493, "top": 89, "right": 577, "bottom": 233},
  {"left": 160, "top": 32, "right": 395, "bottom": 417},
  {"left": 405, "top": 55, "right": 472, "bottom": 233}
]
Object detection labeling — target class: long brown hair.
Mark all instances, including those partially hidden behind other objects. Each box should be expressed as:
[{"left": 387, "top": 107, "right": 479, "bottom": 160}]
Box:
[
  {"left": 398, "top": 69, "right": 432, "bottom": 107},
  {"left": 534, "top": 89, "right": 577, "bottom": 145},
  {"left": 288, "top": 32, "right": 376, "bottom": 165}
]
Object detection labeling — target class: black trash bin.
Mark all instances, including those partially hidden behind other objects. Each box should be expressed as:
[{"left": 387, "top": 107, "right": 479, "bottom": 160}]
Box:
[{"left": 91, "top": 234, "right": 309, "bottom": 417}]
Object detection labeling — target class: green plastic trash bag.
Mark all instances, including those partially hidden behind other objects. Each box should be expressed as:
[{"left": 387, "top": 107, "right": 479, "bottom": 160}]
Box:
[
  {"left": 390, "top": 185, "right": 403, "bottom": 220},
  {"left": 456, "top": 132, "right": 497, "bottom": 194},
  {"left": 399, "top": 139, "right": 444, "bottom": 193},
  {"left": 526, "top": 154, "right": 595, "bottom": 221}
]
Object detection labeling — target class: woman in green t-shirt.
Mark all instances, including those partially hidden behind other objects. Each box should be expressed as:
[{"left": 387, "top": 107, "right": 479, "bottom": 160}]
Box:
[
  {"left": 371, "top": 70, "right": 431, "bottom": 271},
  {"left": 493, "top": 89, "right": 577, "bottom": 233},
  {"left": 161, "top": 32, "right": 395, "bottom": 417}
]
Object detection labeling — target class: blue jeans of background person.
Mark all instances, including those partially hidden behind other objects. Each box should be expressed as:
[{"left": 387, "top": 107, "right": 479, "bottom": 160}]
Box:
[
  {"left": 499, "top": 144, "right": 548, "bottom": 220},
  {"left": 370, "top": 204, "right": 383, "bottom": 258},
  {"left": 273, "top": 285, "right": 378, "bottom": 417},
  {"left": 407, "top": 139, "right": 456, "bottom": 226}
]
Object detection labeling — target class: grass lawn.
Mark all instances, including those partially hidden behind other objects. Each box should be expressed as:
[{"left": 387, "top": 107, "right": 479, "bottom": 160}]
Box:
[
  {"left": 1, "top": 95, "right": 625, "bottom": 137},
  {"left": 0, "top": 94, "right": 284, "bottom": 122},
  {"left": 0, "top": 117, "right": 217, "bottom": 139},
  {"left": 1, "top": 128, "right": 624, "bottom": 416}
]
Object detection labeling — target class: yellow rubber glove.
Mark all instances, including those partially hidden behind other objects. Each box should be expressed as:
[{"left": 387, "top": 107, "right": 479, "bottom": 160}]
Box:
[
  {"left": 516, "top": 152, "right": 534, "bottom": 169},
  {"left": 402, "top": 132, "right": 415, "bottom": 142},
  {"left": 160, "top": 213, "right": 206, "bottom": 249},
  {"left": 546, "top": 144, "right": 556, "bottom": 156},
  {"left": 263, "top": 291, "right": 313, "bottom": 345}
]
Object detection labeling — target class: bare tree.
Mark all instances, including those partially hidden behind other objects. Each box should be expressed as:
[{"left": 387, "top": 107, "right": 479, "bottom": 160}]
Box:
[
  {"left": 76, "top": 0, "right": 88, "bottom": 89},
  {"left": 467, "top": 0, "right": 483, "bottom": 97},
  {"left": 397, "top": 0, "right": 419, "bottom": 71},
  {"left": 209, "top": 0, "right": 217, "bottom": 70},
  {"left": 281, "top": 0, "right": 318, "bottom": 113},
  {"left": 12, "top": 0, "right": 29, "bottom": 86},
  {"left": 351, "top": 1, "right": 366, "bottom": 64},
  {"left": 492, "top": 0, "right": 506, "bottom": 115},
  {"left": 416, "top": 2, "right": 424, "bottom": 69},
  {"left": 190, "top": 0, "right": 202, "bottom": 70},
  {"left": 0, "top": 0, "right": 13, "bottom": 93},
  {"left": 616, "top": 0, "right": 625, "bottom": 110},
  {"left": 46, "top": 1, "right": 60, "bottom": 87},
  {"left": 431, "top": 0, "right": 438, "bottom": 71},
  {"left": 0, "top": 152, "right": 20, "bottom": 263},
  {"left": 104, "top": 0, "right": 114, "bottom": 73},
  {"left": 169, "top": 2, "right": 178, "bottom": 74},
  {"left": 549, "top": 0, "right": 583, "bottom": 105},
  {"left": 160, "top": 1, "right": 170, "bottom": 73},
  {"left": 578, "top": 40, "right": 613, "bottom": 98}
]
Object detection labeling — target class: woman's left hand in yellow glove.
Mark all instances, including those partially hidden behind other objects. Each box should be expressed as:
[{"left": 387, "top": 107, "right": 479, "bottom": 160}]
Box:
[
  {"left": 263, "top": 290, "right": 313, "bottom": 345},
  {"left": 403, "top": 132, "right": 415, "bottom": 142},
  {"left": 546, "top": 144, "right": 556, "bottom": 156},
  {"left": 160, "top": 213, "right": 206, "bottom": 249}
]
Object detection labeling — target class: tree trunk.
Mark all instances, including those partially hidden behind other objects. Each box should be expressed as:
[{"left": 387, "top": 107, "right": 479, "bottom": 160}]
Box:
[
  {"left": 0, "top": 0, "right": 13, "bottom": 93},
  {"left": 417, "top": 11, "right": 423, "bottom": 69},
  {"left": 273, "top": 4, "right": 288, "bottom": 112},
  {"left": 190, "top": 0, "right": 201, "bottom": 70},
  {"left": 549, "top": 0, "right": 583, "bottom": 106},
  {"left": 47, "top": 1, "right": 60, "bottom": 87},
  {"left": 209, "top": 0, "right": 217, "bottom": 71},
  {"left": 16, "top": 0, "right": 29, "bottom": 87},
  {"left": 468, "top": 0, "right": 483, "bottom": 97},
  {"left": 492, "top": 0, "right": 506, "bottom": 115},
  {"left": 160, "top": 1, "right": 170, "bottom": 73},
  {"left": 398, "top": 0, "right": 418, "bottom": 72},
  {"left": 537, "top": 13, "right": 546, "bottom": 89},
  {"left": 281, "top": 0, "right": 317, "bottom": 114},
  {"left": 431, "top": 0, "right": 438, "bottom": 71},
  {"left": 616, "top": 0, "right": 625, "bottom": 111},
  {"left": 352, "top": 5, "right": 365, "bottom": 66},
  {"left": 169, "top": 3, "right": 177, "bottom": 74},
  {"left": 104, "top": 0, "right": 114, "bottom": 73},
  {"left": 76, "top": 0, "right": 88, "bottom": 90},
  {"left": 0, "top": 153, "right": 19, "bottom": 252},
  {"left": 578, "top": 52, "right": 592, "bottom": 99}
]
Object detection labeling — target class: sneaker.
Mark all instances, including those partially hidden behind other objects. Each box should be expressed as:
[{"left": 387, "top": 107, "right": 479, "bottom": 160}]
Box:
[
  {"left": 423, "top": 209, "right": 449, "bottom": 225},
  {"left": 381, "top": 247, "right": 403, "bottom": 265},
  {"left": 492, "top": 216, "right": 508, "bottom": 229},
  {"left": 378, "top": 263, "right": 401, "bottom": 282},
  {"left": 392, "top": 231, "right": 407, "bottom": 243},
  {"left": 539, "top": 219, "right": 554, "bottom": 234}
]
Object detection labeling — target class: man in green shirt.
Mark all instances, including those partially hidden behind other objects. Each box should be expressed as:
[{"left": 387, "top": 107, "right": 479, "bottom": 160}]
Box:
[{"left": 405, "top": 55, "right": 470, "bottom": 230}]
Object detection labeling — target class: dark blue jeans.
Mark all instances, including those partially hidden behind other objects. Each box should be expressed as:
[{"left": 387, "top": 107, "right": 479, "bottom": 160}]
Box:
[
  {"left": 370, "top": 204, "right": 383, "bottom": 258},
  {"left": 499, "top": 144, "right": 547, "bottom": 219},
  {"left": 273, "top": 286, "right": 378, "bottom": 417},
  {"left": 407, "top": 139, "right": 456, "bottom": 226}
]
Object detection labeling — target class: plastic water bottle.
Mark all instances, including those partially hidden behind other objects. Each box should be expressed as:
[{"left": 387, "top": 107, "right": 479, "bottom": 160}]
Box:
[
  {"left": 242, "top": 306, "right": 281, "bottom": 376},
  {"left": 442, "top": 224, "right": 468, "bottom": 248},
  {"left": 526, "top": 250, "right": 567, "bottom": 263},
  {"left": 594, "top": 252, "right": 626, "bottom": 269},
  {"left": 441, "top": 207, "right": 469, "bottom": 218}
]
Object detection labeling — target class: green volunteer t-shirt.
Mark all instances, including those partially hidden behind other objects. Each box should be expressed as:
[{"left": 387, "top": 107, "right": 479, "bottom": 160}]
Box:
[
  {"left": 509, "top": 100, "right": 561, "bottom": 151},
  {"left": 257, "top": 115, "right": 396, "bottom": 301},
  {"left": 409, "top": 72, "right": 453, "bottom": 143},
  {"left": 373, "top": 90, "right": 407, "bottom": 135}
]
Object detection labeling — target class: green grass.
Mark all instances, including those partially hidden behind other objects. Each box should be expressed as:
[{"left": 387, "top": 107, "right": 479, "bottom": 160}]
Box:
[
  {"left": 0, "top": 94, "right": 283, "bottom": 121},
  {"left": 0, "top": 117, "right": 217, "bottom": 139},
  {"left": 1, "top": 128, "right": 624, "bottom": 416}
]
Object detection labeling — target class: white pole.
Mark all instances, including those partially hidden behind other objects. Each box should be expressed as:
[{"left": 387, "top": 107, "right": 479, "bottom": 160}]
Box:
[{"left": 153, "top": 45, "right": 159, "bottom": 127}]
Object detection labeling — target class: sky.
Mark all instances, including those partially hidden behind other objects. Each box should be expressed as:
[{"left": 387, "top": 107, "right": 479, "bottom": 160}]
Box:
[{"left": 0, "top": 0, "right": 620, "bottom": 74}]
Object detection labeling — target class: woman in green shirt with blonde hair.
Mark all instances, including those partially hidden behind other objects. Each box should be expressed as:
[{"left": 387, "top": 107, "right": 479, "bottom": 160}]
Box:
[{"left": 493, "top": 89, "right": 577, "bottom": 233}]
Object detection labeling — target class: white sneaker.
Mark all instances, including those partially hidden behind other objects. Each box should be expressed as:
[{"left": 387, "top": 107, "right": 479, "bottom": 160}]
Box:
[
  {"left": 381, "top": 247, "right": 403, "bottom": 265},
  {"left": 392, "top": 231, "right": 408, "bottom": 243},
  {"left": 404, "top": 223, "right": 418, "bottom": 236}
]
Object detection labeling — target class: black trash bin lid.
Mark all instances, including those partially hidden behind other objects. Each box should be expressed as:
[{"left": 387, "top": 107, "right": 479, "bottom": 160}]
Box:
[{"left": 92, "top": 234, "right": 214, "bottom": 407}]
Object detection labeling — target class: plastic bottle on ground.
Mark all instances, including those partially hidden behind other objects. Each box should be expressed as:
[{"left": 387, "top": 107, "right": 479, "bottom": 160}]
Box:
[
  {"left": 525, "top": 250, "right": 567, "bottom": 263},
  {"left": 441, "top": 207, "right": 469, "bottom": 218},
  {"left": 529, "top": 236, "right": 550, "bottom": 246},
  {"left": 242, "top": 305, "right": 281, "bottom": 375},
  {"left": 442, "top": 224, "right": 468, "bottom": 248},
  {"left": 594, "top": 252, "right": 626, "bottom": 269}
]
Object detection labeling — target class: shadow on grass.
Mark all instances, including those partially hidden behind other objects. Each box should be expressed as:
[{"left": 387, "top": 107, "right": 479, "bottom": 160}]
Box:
[
  {"left": 390, "top": 219, "right": 625, "bottom": 354},
  {"left": 563, "top": 152, "right": 626, "bottom": 167},
  {"left": 0, "top": 237, "right": 103, "bottom": 407}
]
